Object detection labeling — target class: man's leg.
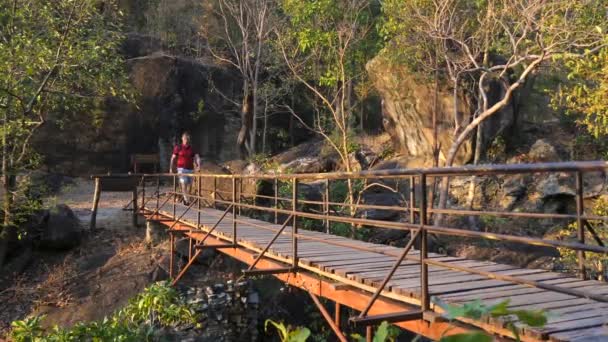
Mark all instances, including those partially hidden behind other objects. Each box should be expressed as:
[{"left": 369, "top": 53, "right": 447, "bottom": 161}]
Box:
[
  {"left": 185, "top": 183, "right": 192, "bottom": 204},
  {"left": 180, "top": 180, "right": 188, "bottom": 203}
]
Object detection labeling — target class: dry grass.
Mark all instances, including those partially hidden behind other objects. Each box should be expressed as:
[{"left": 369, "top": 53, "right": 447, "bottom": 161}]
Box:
[
  {"left": 33, "top": 259, "right": 80, "bottom": 308},
  {"left": 115, "top": 240, "right": 147, "bottom": 257}
]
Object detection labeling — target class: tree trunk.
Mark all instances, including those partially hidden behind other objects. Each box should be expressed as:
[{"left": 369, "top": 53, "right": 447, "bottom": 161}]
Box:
[
  {"left": 1, "top": 103, "right": 11, "bottom": 268},
  {"left": 466, "top": 74, "right": 489, "bottom": 230},
  {"left": 435, "top": 59, "right": 539, "bottom": 227},
  {"left": 237, "top": 83, "right": 253, "bottom": 159},
  {"left": 429, "top": 67, "right": 439, "bottom": 222},
  {"left": 435, "top": 77, "right": 459, "bottom": 226},
  {"left": 289, "top": 95, "right": 295, "bottom": 147},
  {"left": 466, "top": 122, "right": 483, "bottom": 230},
  {"left": 262, "top": 98, "right": 268, "bottom": 154},
  {"left": 250, "top": 84, "right": 257, "bottom": 156}
]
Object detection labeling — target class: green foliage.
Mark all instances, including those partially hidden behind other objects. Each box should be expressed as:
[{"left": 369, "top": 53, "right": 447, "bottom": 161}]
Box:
[
  {"left": 351, "top": 321, "right": 400, "bottom": 342},
  {"left": 486, "top": 136, "right": 507, "bottom": 163},
  {"left": 0, "top": 0, "right": 133, "bottom": 235},
  {"left": 379, "top": 0, "right": 481, "bottom": 77},
  {"left": 280, "top": 0, "right": 381, "bottom": 84},
  {"left": 248, "top": 152, "right": 282, "bottom": 172},
  {"left": 115, "top": 281, "right": 199, "bottom": 327},
  {"left": 265, "top": 319, "right": 311, "bottom": 342},
  {"left": 189, "top": 99, "right": 207, "bottom": 122},
  {"left": 381, "top": 0, "right": 608, "bottom": 142},
  {"left": 265, "top": 319, "right": 399, "bottom": 342},
  {"left": 10, "top": 315, "right": 44, "bottom": 342},
  {"left": 550, "top": 4, "right": 608, "bottom": 139},
  {"left": 558, "top": 197, "right": 608, "bottom": 279},
  {"left": 329, "top": 179, "right": 365, "bottom": 204},
  {"left": 278, "top": 180, "right": 294, "bottom": 200},
  {"left": 378, "top": 145, "right": 395, "bottom": 160},
  {"left": 433, "top": 298, "right": 548, "bottom": 342},
  {"left": 320, "top": 131, "right": 361, "bottom": 158},
  {"left": 278, "top": 0, "right": 381, "bottom": 173},
  {"left": 569, "top": 132, "right": 608, "bottom": 161},
  {"left": 10, "top": 281, "right": 198, "bottom": 342},
  {"left": 478, "top": 214, "right": 509, "bottom": 230}
]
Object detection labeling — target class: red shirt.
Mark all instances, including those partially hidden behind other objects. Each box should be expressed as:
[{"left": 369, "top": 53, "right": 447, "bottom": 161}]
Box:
[{"left": 173, "top": 144, "right": 195, "bottom": 169}]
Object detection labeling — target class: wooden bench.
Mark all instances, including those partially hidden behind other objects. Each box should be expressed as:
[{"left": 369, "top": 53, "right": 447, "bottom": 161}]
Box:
[{"left": 130, "top": 154, "right": 160, "bottom": 173}]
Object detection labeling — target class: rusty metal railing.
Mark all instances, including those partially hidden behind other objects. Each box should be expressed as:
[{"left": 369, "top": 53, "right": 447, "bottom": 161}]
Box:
[{"left": 93, "top": 160, "right": 608, "bottom": 320}]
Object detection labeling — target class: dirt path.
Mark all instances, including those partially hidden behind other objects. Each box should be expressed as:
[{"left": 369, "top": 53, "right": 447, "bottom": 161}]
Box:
[
  {"left": 52, "top": 178, "right": 135, "bottom": 229},
  {"left": 0, "top": 178, "right": 160, "bottom": 335}
]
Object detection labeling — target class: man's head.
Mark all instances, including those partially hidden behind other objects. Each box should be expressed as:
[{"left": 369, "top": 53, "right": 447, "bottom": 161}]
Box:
[{"left": 181, "top": 132, "right": 191, "bottom": 145}]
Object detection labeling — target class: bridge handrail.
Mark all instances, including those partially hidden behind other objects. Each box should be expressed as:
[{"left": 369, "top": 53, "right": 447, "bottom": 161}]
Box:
[
  {"left": 92, "top": 160, "right": 608, "bottom": 180},
  {"left": 95, "top": 160, "right": 608, "bottom": 320}
]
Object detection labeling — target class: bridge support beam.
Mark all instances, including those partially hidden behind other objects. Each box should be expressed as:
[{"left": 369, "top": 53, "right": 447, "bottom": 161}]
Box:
[
  {"left": 350, "top": 310, "right": 424, "bottom": 326},
  {"left": 309, "top": 292, "right": 348, "bottom": 342},
  {"left": 158, "top": 225, "right": 474, "bottom": 340},
  {"left": 194, "top": 244, "right": 238, "bottom": 249},
  {"left": 242, "top": 267, "right": 295, "bottom": 276},
  {"left": 145, "top": 214, "right": 516, "bottom": 341}
]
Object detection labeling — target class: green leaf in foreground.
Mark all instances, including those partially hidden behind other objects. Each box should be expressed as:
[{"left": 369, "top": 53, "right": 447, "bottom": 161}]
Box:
[
  {"left": 265, "top": 319, "right": 310, "bottom": 342},
  {"left": 440, "top": 332, "right": 493, "bottom": 342}
]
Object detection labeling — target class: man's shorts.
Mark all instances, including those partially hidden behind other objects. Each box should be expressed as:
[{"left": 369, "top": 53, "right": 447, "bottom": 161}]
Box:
[{"left": 177, "top": 168, "right": 194, "bottom": 185}]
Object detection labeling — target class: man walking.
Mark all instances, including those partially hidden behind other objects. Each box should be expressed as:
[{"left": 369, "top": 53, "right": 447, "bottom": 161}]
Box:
[{"left": 170, "top": 132, "right": 200, "bottom": 205}]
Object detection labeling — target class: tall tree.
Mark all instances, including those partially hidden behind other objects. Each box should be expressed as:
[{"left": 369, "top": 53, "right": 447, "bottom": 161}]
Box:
[
  {"left": 0, "top": 0, "right": 131, "bottom": 266},
  {"left": 276, "top": 0, "right": 381, "bottom": 225},
  {"left": 200, "top": 0, "right": 275, "bottom": 158},
  {"left": 382, "top": 0, "right": 607, "bottom": 223}
]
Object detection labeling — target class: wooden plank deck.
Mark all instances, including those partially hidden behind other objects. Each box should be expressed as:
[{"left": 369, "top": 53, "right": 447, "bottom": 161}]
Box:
[{"left": 146, "top": 201, "right": 608, "bottom": 342}]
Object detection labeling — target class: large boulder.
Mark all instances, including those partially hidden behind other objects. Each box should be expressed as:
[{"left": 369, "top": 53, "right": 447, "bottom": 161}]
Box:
[
  {"left": 537, "top": 173, "right": 575, "bottom": 199},
  {"left": 279, "top": 157, "right": 331, "bottom": 174},
  {"left": 357, "top": 192, "right": 405, "bottom": 221},
  {"left": 40, "top": 204, "right": 83, "bottom": 250},
  {"left": 367, "top": 53, "right": 513, "bottom": 165},
  {"left": 528, "top": 139, "right": 560, "bottom": 162},
  {"left": 354, "top": 147, "right": 378, "bottom": 170},
  {"left": 272, "top": 140, "right": 338, "bottom": 174}
]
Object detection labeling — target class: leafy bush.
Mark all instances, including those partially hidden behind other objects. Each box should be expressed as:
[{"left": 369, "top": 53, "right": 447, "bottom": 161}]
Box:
[
  {"left": 247, "top": 153, "right": 279, "bottom": 171},
  {"left": 9, "top": 316, "right": 44, "bottom": 342},
  {"left": 320, "top": 130, "right": 361, "bottom": 159},
  {"left": 329, "top": 179, "right": 365, "bottom": 203},
  {"left": 265, "top": 319, "right": 311, "bottom": 342},
  {"left": 351, "top": 321, "right": 400, "bottom": 342},
  {"left": 115, "top": 281, "right": 198, "bottom": 327},
  {"left": 10, "top": 281, "right": 199, "bottom": 342},
  {"left": 433, "top": 298, "right": 548, "bottom": 342},
  {"left": 265, "top": 319, "right": 399, "bottom": 342}
]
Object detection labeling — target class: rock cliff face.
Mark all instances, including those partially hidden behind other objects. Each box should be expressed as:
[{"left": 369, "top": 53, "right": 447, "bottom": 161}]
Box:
[
  {"left": 128, "top": 49, "right": 241, "bottom": 163},
  {"left": 35, "top": 34, "right": 241, "bottom": 175},
  {"left": 366, "top": 54, "right": 513, "bottom": 165}
]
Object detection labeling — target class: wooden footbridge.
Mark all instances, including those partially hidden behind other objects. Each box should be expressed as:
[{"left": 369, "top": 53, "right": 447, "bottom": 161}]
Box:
[{"left": 92, "top": 161, "right": 608, "bottom": 342}]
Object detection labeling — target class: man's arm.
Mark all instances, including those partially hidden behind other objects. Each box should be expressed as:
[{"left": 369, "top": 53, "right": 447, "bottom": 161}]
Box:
[
  {"left": 169, "top": 154, "right": 176, "bottom": 173},
  {"left": 194, "top": 154, "right": 201, "bottom": 171}
]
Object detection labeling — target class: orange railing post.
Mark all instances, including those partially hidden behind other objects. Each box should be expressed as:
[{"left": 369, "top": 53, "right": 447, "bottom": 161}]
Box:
[
  {"left": 292, "top": 177, "right": 298, "bottom": 269},
  {"left": 575, "top": 171, "right": 587, "bottom": 280},
  {"left": 420, "top": 173, "right": 429, "bottom": 311}
]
